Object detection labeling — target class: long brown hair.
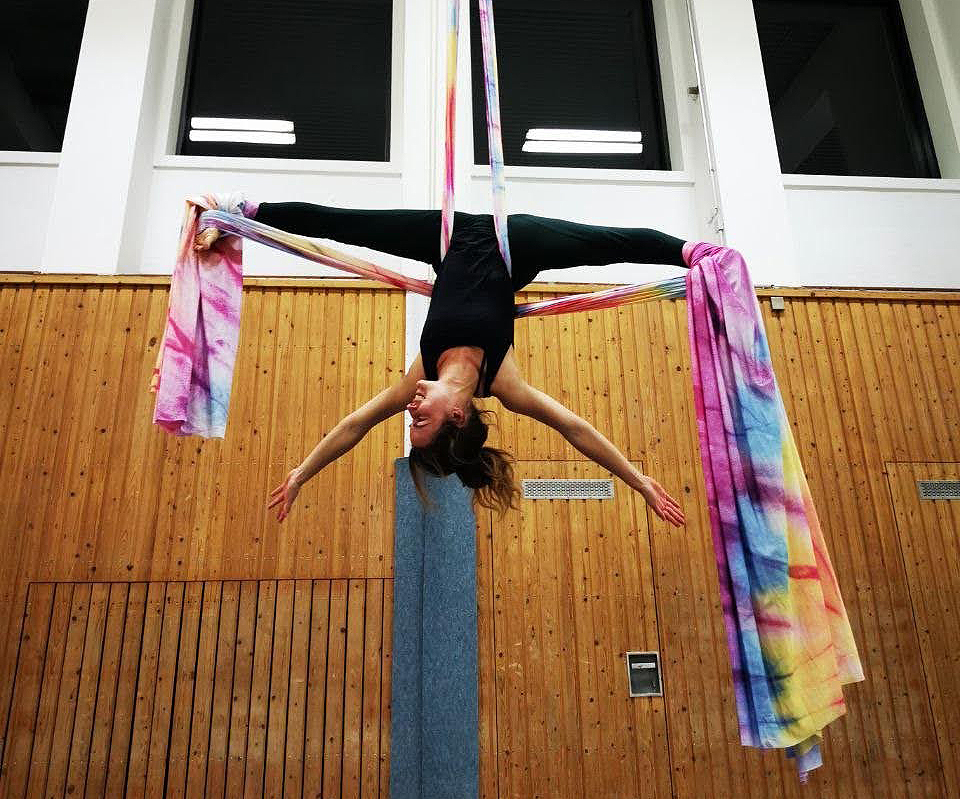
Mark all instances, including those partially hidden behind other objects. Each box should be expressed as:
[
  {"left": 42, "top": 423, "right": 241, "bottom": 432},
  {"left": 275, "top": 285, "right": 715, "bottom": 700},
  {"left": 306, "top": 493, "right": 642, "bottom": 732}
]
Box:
[{"left": 408, "top": 403, "right": 520, "bottom": 515}]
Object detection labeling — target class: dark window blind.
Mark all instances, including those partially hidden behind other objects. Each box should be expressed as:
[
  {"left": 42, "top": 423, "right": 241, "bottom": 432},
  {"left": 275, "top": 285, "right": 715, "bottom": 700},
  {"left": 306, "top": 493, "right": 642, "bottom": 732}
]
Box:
[
  {"left": 470, "top": 0, "right": 670, "bottom": 170},
  {"left": 754, "top": 0, "right": 939, "bottom": 177},
  {"left": 178, "top": 0, "right": 392, "bottom": 161},
  {"left": 1, "top": 0, "right": 89, "bottom": 152}
]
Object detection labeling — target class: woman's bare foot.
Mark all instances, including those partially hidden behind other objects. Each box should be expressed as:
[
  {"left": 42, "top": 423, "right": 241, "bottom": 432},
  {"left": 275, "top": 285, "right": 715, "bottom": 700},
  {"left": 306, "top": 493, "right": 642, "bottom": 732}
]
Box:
[{"left": 194, "top": 227, "right": 221, "bottom": 251}]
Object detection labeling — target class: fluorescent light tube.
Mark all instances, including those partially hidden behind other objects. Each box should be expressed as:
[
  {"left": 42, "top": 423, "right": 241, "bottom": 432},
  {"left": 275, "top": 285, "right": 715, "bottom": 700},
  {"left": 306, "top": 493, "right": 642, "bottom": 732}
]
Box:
[
  {"left": 189, "top": 130, "right": 296, "bottom": 145},
  {"left": 522, "top": 140, "right": 643, "bottom": 154},
  {"left": 526, "top": 128, "right": 642, "bottom": 142},
  {"left": 191, "top": 117, "right": 294, "bottom": 132}
]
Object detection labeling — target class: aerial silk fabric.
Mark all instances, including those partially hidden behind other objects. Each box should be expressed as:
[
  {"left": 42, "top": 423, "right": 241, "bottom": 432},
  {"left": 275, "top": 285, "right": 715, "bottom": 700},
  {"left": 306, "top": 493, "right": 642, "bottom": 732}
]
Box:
[
  {"left": 684, "top": 242, "right": 864, "bottom": 782},
  {"left": 149, "top": 192, "right": 248, "bottom": 437},
  {"left": 442, "top": 0, "right": 511, "bottom": 273}
]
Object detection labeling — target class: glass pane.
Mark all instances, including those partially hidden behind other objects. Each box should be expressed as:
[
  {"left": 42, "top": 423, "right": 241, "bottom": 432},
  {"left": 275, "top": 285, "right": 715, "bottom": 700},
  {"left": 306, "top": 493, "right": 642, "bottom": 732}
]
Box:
[
  {"left": 1, "top": 0, "right": 89, "bottom": 152},
  {"left": 179, "top": 0, "right": 392, "bottom": 161},
  {"left": 471, "top": 0, "right": 670, "bottom": 170},
  {"left": 754, "top": 0, "right": 939, "bottom": 177}
]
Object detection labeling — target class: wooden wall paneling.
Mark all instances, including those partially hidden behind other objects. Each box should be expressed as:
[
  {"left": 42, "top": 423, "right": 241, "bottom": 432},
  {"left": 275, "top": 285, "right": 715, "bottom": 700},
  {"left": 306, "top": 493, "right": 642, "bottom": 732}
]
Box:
[
  {"left": 807, "top": 299, "right": 942, "bottom": 797},
  {"left": 81, "top": 288, "right": 136, "bottom": 582},
  {"left": 360, "top": 577, "right": 385, "bottom": 797},
  {"left": 283, "top": 579, "right": 312, "bottom": 798},
  {"left": 56, "top": 289, "right": 115, "bottom": 581},
  {"left": 20, "top": 288, "right": 85, "bottom": 582},
  {"left": 0, "top": 285, "right": 54, "bottom": 723},
  {"left": 298, "top": 289, "right": 328, "bottom": 570},
  {"left": 204, "top": 579, "right": 239, "bottom": 796},
  {"left": 247, "top": 294, "right": 283, "bottom": 577},
  {"left": 165, "top": 580, "right": 203, "bottom": 797},
  {"left": 341, "top": 578, "right": 364, "bottom": 797},
  {"left": 482, "top": 460, "right": 672, "bottom": 798},
  {"left": 120, "top": 581, "right": 165, "bottom": 797},
  {"left": 887, "top": 463, "right": 960, "bottom": 799},
  {"left": 263, "top": 291, "right": 296, "bottom": 575},
  {"left": 97, "top": 289, "right": 154, "bottom": 578},
  {"left": 122, "top": 290, "right": 177, "bottom": 581},
  {"left": 882, "top": 302, "right": 941, "bottom": 460},
  {"left": 928, "top": 302, "right": 960, "bottom": 425},
  {"left": 224, "top": 580, "right": 257, "bottom": 796},
  {"left": 0, "top": 582, "right": 54, "bottom": 799},
  {"left": 82, "top": 583, "right": 130, "bottom": 799},
  {"left": 378, "top": 578, "right": 393, "bottom": 799},
  {"left": 23, "top": 583, "right": 73, "bottom": 799},
  {"left": 604, "top": 304, "right": 631, "bottom": 462},
  {"left": 492, "top": 454, "right": 524, "bottom": 799},
  {"left": 263, "top": 579, "right": 294, "bottom": 797},
  {"left": 318, "top": 290, "right": 345, "bottom": 575},
  {"left": 333, "top": 293, "right": 360, "bottom": 577},
  {"left": 915, "top": 304, "right": 959, "bottom": 451},
  {"left": 243, "top": 578, "right": 277, "bottom": 798},
  {"left": 184, "top": 580, "right": 223, "bottom": 796},
  {"left": 45, "top": 583, "right": 93, "bottom": 798},
  {"left": 476, "top": 505, "right": 499, "bottom": 799},
  {"left": 322, "top": 579, "right": 348, "bottom": 798},
  {"left": 143, "top": 581, "right": 185, "bottom": 798},
  {"left": 281, "top": 291, "right": 314, "bottom": 570},
  {"left": 896, "top": 304, "right": 953, "bottom": 459},
  {"left": 835, "top": 300, "right": 947, "bottom": 796},
  {"left": 102, "top": 582, "right": 147, "bottom": 798},
  {"left": 218, "top": 289, "right": 264, "bottom": 580},
  {"left": 302, "top": 580, "right": 330, "bottom": 797},
  {"left": 349, "top": 291, "right": 374, "bottom": 575}
]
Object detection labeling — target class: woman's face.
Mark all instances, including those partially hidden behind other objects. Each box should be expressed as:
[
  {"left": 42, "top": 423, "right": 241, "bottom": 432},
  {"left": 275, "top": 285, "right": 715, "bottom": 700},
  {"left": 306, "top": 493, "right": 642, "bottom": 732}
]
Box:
[{"left": 406, "top": 379, "right": 463, "bottom": 447}]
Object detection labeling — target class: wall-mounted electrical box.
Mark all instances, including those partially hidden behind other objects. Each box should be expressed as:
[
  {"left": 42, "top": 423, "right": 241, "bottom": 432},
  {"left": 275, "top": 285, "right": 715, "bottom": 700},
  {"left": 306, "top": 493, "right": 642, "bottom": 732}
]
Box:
[{"left": 626, "top": 651, "right": 662, "bottom": 697}]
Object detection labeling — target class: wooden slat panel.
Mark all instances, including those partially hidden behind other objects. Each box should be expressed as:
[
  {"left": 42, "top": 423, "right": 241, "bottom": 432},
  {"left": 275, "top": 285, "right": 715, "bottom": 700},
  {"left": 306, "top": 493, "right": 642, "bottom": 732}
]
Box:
[
  {"left": 0, "top": 579, "right": 391, "bottom": 799},
  {"left": 479, "top": 460, "right": 671, "bottom": 798},
  {"left": 887, "top": 464, "right": 960, "bottom": 799},
  {"left": 0, "top": 583, "right": 54, "bottom": 799},
  {"left": 0, "top": 279, "right": 959, "bottom": 799}
]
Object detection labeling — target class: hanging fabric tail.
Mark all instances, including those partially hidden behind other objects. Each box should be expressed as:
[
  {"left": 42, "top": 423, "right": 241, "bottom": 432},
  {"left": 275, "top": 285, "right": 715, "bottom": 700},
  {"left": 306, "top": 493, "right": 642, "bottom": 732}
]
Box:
[
  {"left": 440, "top": 0, "right": 459, "bottom": 262},
  {"left": 150, "top": 192, "right": 248, "bottom": 438},
  {"left": 476, "top": 0, "right": 511, "bottom": 273},
  {"left": 684, "top": 242, "right": 864, "bottom": 783}
]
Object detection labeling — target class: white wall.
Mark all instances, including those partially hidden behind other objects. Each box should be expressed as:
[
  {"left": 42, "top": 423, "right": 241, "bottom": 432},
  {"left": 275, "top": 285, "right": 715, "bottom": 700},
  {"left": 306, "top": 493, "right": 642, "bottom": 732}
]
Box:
[
  {"left": 1, "top": 0, "right": 958, "bottom": 289},
  {"left": 0, "top": 156, "right": 58, "bottom": 270}
]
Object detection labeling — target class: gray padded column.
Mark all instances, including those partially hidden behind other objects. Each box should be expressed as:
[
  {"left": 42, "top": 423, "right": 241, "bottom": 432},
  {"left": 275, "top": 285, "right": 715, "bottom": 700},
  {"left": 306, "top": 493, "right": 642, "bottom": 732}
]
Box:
[{"left": 390, "top": 458, "right": 479, "bottom": 799}]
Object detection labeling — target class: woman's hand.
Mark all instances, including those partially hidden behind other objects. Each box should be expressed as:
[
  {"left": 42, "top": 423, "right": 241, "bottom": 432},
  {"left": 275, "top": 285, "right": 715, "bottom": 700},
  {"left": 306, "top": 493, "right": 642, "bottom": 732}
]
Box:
[
  {"left": 194, "top": 227, "right": 221, "bottom": 251},
  {"left": 637, "top": 474, "right": 686, "bottom": 527},
  {"left": 268, "top": 468, "right": 302, "bottom": 523}
]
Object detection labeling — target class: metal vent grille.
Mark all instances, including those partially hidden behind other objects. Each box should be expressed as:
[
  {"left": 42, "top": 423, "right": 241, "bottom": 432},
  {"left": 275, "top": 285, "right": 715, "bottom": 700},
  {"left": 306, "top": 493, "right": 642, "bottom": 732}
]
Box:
[
  {"left": 522, "top": 479, "right": 614, "bottom": 500},
  {"left": 917, "top": 480, "right": 960, "bottom": 500}
]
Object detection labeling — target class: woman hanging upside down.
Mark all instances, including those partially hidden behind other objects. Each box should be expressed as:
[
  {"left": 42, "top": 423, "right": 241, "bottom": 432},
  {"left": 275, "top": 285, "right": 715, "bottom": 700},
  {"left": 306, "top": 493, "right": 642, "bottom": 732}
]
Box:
[{"left": 194, "top": 201, "right": 691, "bottom": 526}]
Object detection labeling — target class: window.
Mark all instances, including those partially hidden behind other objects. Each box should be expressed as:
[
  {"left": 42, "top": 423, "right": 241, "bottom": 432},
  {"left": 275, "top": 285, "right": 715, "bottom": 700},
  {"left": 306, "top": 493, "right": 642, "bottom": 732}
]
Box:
[
  {"left": 754, "top": 0, "right": 939, "bottom": 178},
  {"left": 470, "top": 0, "right": 670, "bottom": 171},
  {"left": 1, "top": 0, "right": 89, "bottom": 152},
  {"left": 178, "top": 0, "right": 392, "bottom": 161}
]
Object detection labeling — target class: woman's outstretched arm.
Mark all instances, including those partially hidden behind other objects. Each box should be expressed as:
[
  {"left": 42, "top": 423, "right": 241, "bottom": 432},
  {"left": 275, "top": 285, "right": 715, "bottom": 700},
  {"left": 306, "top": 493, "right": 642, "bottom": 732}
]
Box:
[
  {"left": 267, "top": 355, "right": 425, "bottom": 521},
  {"left": 494, "top": 367, "right": 686, "bottom": 526}
]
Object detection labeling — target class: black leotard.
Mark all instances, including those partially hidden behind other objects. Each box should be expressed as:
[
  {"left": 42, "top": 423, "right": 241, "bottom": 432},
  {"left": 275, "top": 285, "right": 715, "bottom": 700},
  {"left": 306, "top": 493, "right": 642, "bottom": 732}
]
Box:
[{"left": 251, "top": 202, "right": 686, "bottom": 396}]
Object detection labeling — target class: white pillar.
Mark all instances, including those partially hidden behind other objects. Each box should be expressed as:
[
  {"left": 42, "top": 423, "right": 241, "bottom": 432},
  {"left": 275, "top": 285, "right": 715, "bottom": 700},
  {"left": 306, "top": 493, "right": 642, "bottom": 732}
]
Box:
[
  {"left": 686, "top": 0, "right": 800, "bottom": 286},
  {"left": 41, "top": 0, "right": 165, "bottom": 273}
]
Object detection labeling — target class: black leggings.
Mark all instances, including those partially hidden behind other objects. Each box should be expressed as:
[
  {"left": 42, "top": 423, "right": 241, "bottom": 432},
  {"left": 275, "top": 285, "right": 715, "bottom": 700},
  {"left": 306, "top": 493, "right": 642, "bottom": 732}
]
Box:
[{"left": 252, "top": 202, "right": 687, "bottom": 288}]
